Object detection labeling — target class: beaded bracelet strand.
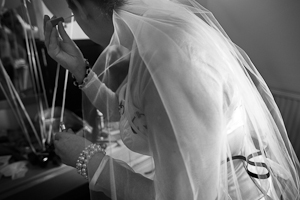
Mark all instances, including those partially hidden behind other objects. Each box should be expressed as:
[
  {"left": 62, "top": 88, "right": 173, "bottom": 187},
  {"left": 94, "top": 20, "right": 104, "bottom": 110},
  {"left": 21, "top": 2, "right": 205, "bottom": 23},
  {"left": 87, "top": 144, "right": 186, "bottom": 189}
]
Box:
[
  {"left": 72, "top": 59, "right": 91, "bottom": 89},
  {"left": 76, "top": 143, "right": 106, "bottom": 179}
]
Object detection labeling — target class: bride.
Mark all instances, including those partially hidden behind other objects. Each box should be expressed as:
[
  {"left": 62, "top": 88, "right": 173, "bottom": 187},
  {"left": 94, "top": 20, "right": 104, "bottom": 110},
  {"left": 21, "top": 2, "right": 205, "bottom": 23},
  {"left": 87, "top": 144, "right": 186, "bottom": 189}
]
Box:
[{"left": 44, "top": 0, "right": 300, "bottom": 199}]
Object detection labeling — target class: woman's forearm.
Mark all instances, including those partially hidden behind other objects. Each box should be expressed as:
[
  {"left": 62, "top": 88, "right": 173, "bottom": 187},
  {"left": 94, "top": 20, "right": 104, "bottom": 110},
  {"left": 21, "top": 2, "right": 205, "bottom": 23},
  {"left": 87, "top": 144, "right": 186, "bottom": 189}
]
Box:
[
  {"left": 82, "top": 71, "right": 120, "bottom": 121},
  {"left": 88, "top": 153, "right": 155, "bottom": 200}
]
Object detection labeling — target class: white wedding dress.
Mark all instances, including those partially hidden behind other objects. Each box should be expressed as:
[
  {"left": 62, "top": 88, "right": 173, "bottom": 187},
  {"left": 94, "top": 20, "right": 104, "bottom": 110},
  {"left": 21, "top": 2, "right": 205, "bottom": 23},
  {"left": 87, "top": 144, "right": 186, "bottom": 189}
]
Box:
[{"left": 81, "top": 0, "right": 300, "bottom": 199}]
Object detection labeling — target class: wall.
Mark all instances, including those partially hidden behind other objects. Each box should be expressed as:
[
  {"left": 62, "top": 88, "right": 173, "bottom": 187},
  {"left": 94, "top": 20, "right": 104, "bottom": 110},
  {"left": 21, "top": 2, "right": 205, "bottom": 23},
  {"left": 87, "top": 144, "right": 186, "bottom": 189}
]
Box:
[{"left": 205, "top": 0, "right": 300, "bottom": 94}]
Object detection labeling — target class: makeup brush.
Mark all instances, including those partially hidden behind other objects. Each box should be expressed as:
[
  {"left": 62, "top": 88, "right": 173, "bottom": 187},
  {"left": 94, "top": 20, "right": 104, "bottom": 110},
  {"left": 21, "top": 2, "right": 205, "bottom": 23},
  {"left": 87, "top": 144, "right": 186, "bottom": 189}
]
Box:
[{"left": 50, "top": 14, "right": 74, "bottom": 26}]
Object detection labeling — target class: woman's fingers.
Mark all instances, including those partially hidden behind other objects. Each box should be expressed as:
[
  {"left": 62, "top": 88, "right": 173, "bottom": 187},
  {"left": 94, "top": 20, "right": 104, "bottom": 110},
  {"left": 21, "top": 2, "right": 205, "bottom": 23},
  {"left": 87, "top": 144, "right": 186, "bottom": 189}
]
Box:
[
  {"left": 76, "top": 129, "right": 85, "bottom": 137},
  {"left": 53, "top": 131, "right": 90, "bottom": 167},
  {"left": 44, "top": 15, "right": 84, "bottom": 73},
  {"left": 44, "top": 15, "right": 52, "bottom": 48},
  {"left": 43, "top": 15, "right": 50, "bottom": 33},
  {"left": 48, "top": 25, "right": 60, "bottom": 56},
  {"left": 54, "top": 131, "right": 62, "bottom": 141},
  {"left": 57, "top": 21, "right": 73, "bottom": 43},
  {"left": 45, "top": 15, "right": 62, "bottom": 53}
]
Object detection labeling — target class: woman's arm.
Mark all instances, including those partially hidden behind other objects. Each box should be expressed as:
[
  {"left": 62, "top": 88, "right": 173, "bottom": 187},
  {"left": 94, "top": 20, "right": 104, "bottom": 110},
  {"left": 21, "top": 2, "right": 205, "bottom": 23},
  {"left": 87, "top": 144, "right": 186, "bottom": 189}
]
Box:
[
  {"left": 80, "top": 46, "right": 129, "bottom": 122},
  {"left": 81, "top": 71, "right": 120, "bottom": 121},
  {"left": 44, "top": 16, "right": 124, "bottom": 121},
  {"left": 54, "top": 130, "right": 154, "bottom": 200},
  {"left": 88, "top": 76, "right": 222, "bottom": 200}
]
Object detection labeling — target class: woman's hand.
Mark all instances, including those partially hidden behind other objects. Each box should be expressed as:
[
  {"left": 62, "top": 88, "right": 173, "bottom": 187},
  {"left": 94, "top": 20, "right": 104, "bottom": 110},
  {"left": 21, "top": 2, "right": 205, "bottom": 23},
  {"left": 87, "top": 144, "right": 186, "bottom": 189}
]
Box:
[
  {"left": 43, "top": 15, "right": 86, "bottom": 82},
  {"left": 54, "top": 129, "right": 92, "bottom": 167}
]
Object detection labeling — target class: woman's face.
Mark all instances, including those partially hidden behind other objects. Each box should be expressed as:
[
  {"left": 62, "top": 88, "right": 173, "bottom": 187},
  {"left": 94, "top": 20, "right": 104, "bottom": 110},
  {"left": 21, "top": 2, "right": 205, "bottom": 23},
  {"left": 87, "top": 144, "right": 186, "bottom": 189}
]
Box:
[{"left": 66, "top": 0, "right": 114, "bottom": 47}]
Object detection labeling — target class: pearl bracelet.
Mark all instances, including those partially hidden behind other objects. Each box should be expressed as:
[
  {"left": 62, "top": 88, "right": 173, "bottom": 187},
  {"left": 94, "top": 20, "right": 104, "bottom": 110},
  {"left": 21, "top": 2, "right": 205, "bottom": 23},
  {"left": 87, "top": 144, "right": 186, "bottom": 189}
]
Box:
[{"left": 76, "top": 143, "right": 106, "bottom": 179}]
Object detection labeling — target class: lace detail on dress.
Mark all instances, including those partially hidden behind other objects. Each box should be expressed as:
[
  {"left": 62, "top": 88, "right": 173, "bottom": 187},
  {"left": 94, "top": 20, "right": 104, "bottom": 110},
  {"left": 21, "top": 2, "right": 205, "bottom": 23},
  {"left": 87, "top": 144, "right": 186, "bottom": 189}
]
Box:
[
  {"left": 118, "top": 99, "right": 148, "bottom": 135},
  {"left": 118, "top": 83, "right": 150, "bottom": 155}
]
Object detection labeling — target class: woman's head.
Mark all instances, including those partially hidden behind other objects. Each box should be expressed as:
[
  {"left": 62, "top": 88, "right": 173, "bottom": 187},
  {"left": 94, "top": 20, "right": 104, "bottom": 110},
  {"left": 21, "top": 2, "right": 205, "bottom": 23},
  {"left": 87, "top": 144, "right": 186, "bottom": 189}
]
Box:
[
  {"left": 65, "top": 0, "right": 125, "bottom": 46},
  {"left": 67, "top": 0, "right": 125, "bottom": 16}
]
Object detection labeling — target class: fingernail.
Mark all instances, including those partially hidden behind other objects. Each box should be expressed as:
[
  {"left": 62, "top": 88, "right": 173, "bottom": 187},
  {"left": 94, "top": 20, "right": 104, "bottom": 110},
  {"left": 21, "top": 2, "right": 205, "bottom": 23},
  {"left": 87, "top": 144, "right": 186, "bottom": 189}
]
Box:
[{"left": 50, "top": 17, "right": 64, "bottom": 27}]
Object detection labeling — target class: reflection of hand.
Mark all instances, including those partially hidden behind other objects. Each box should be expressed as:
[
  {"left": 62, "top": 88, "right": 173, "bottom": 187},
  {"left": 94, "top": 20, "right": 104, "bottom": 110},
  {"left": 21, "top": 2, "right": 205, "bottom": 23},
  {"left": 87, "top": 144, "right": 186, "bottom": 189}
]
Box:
[
  {"left": 43, "top": 15, "right": 86, "bottom": 83},
  {"left": 54, "top": 129, "right": 92, "bottom": 167}
]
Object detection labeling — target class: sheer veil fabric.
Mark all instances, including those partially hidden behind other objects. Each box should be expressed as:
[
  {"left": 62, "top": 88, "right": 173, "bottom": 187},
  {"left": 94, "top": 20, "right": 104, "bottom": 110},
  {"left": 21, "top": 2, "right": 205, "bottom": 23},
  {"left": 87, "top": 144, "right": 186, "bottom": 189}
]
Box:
[{"left": 83, "top": 0, "right": 300, "bottom": 199}]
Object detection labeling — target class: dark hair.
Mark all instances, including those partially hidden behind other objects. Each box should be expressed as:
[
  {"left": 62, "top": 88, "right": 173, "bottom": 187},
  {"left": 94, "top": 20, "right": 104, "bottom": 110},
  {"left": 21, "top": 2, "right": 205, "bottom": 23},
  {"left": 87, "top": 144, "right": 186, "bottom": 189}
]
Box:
[{"left": 67, "top": 0, "right": 125, "bottom": 15}]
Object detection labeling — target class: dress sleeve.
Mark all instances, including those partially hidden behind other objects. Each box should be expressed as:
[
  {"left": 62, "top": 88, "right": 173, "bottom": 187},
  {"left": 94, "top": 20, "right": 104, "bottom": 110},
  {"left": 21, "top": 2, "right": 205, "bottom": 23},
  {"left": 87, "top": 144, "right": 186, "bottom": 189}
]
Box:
[{"left": 81, "top": 70, "right": 120, "bottom": 121}]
